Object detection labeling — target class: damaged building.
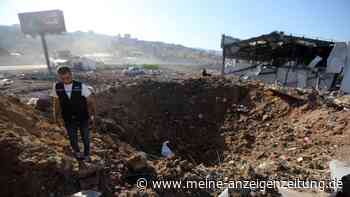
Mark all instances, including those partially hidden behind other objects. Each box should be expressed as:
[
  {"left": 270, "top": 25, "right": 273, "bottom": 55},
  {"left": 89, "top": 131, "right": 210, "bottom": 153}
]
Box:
[{"left": 221, "top": 31, "right": 350, "bottom": 92}]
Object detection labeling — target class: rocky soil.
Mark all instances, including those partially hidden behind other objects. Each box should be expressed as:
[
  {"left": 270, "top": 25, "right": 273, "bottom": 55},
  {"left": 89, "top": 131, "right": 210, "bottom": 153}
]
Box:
[{"left": 0, "top": 77, "right": 349, "bottom": 196}]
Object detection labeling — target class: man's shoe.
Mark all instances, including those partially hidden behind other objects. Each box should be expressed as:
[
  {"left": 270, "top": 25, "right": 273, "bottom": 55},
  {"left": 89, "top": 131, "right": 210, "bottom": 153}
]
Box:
[
  {"left": 74, "top": 152, "right": 84, "bottom": 160},
  {"left": 83, "top": 155, "right": 92, "bottom": 162}
]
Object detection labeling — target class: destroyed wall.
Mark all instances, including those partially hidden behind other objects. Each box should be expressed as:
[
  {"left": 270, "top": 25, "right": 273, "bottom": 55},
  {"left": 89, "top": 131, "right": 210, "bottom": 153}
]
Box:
[
  {"left": 222, "top": 32, "right": 336, "bottom": 90},
  {"left": 228, "top": 64, "right": 335, "bottom": 89}
]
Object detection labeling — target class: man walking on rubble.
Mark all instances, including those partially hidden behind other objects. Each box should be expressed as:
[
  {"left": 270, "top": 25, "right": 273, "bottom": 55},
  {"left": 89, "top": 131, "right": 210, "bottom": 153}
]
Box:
[{"left": 52, "top": 66, "right": 96, "bottom": 161}]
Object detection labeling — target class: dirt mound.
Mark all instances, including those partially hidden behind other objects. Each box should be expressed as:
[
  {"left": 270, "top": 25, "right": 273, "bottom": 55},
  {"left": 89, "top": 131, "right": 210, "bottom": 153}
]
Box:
[
  {"left": 2, "top": 77, "right": 350, "bottom": 196},
  {"left": 0, "top": 96, "right": 138, "bottom": 197},
  {"left": 220, "top": 83, "right": 350, "bottom": 184},
  {"left": 96, "top": 77, "right": 249, "bottom": 165},
  {"left": 94, "top": 78, "right": 350, "bottom": 196},
  {"left": 0, "top": 96, "right": 74, "bottom": 196}
]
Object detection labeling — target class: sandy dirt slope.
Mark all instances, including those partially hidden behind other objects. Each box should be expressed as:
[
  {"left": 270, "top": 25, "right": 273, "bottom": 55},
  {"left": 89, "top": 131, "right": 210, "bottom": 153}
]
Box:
[{"left": 1, "top": 77, "right": 349, "bottom": 196}]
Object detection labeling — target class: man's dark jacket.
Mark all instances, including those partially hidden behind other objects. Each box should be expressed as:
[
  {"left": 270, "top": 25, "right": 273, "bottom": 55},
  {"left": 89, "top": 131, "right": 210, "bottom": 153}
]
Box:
[{"left": 55, "top": 80, "right": 89, "bottom": 123}]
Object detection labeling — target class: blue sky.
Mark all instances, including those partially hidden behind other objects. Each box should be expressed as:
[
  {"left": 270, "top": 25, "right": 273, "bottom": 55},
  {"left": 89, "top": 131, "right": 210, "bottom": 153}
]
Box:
[{"left": 0, "top": 0, "right": 349, "bottom": 50}]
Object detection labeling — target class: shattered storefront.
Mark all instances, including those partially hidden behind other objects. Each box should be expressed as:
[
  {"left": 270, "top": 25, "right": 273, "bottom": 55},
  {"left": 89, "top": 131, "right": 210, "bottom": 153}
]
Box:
[{"left": 221, "top": 31, "right": 350, "bottom": 92}]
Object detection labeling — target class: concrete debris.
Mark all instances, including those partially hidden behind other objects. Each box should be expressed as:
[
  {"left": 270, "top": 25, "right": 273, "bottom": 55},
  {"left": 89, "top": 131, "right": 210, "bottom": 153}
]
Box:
[{"left": 333, "top": 95, "right": 350, "bottom": 108}]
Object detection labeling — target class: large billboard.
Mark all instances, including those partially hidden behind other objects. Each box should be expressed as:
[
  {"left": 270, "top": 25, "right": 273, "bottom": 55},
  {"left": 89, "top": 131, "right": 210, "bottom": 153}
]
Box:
[{"left": 18, "top": 10, "right": 66, "bottom": 35}]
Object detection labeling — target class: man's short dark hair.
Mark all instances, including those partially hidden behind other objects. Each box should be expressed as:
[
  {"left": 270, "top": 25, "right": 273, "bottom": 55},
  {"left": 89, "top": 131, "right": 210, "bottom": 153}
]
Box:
[{"left": 57, "top": 66, "right": 71, "bottom": 75}]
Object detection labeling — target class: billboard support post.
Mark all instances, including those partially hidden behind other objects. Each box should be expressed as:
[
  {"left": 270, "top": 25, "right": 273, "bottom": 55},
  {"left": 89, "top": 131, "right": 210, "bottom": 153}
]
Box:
[
  {"left": 221, "top": 34, "right": 226, "bottom": 76},
  {"left": 18, "top": 10, "right": 66, "bottom": 76},
  {"left": 40, "top": 33, "right": 52, "bottom": 75}
]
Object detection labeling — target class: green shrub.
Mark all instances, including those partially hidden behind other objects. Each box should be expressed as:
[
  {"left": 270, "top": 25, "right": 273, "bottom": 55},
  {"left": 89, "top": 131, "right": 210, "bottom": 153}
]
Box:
[{"left": 142, "top": 64, "right": 160, "bottom": 70}]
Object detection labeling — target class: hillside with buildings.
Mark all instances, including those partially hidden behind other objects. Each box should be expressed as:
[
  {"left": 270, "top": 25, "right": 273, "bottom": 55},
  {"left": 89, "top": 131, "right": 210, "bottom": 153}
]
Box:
[{"left": 0, "top": 25, "right": 221, "bottom": 66}]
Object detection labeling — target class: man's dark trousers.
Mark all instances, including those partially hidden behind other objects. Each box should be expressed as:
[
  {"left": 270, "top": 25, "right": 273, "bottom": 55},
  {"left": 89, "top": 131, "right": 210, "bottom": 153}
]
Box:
[{"left": 64, "top": 120, "right": 90, "bottom": 157}]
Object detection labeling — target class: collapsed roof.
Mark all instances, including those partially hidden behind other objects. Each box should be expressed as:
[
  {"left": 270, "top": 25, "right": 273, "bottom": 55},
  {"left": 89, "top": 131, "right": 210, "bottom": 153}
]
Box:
[{"left": 222, "top": 31, "right": 335, "bottom": 67}]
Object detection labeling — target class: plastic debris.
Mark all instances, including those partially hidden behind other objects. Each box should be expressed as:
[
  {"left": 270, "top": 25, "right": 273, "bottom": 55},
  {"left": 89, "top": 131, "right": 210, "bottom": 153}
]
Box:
[
  {"left": 161, "top": 141, "right": 174, "bottom": 158},
  {"left": 218, "top": 188, "right": 229, "bottom": 197},
  {"left": 27, "top": 98, "right": 39, "bottom": 106}
]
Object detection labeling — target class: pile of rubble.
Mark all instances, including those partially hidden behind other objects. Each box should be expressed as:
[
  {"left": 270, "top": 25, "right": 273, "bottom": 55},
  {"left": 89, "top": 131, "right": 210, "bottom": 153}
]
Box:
[
  {"left": 220, "top": 82, "right": 349, "bottom": 182},
  {"left": 1, "top": 77, "right": 350, "bottom": 196},
  {"left": 95, "top": 78, "right": 350, "bottom": 195},
  {"left": 0, "top": 95, "right": 143, "bottom": 197}
]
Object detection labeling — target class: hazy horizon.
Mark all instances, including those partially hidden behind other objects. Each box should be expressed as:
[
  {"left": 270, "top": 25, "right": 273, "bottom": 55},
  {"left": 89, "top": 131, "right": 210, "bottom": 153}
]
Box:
[{"left": 1, "top": 0, "right": 350, "bottom": 50}]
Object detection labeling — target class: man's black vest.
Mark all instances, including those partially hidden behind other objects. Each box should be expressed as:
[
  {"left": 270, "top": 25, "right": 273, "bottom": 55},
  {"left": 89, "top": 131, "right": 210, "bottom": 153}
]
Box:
[{"left": 56, "top": 81, "right": 89, "bottom": 123}]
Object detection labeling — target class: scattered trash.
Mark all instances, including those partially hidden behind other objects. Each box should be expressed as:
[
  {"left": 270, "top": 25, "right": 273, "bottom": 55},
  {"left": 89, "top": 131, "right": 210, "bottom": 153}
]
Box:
[
  {"left": 27, "top": 97, "right": 39, "bottom": 106},
  {"left": 218, "top": 188, "right": 229, "bottom": 197},
  {"left": 161, "top": 141, "right": 175, "bottom": 158},
  {"left": 297, "top": 157, "right": 303, "bottom": 162},
  {"left": 71, "top": 190, "right": 102, "bottom": 197}
]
